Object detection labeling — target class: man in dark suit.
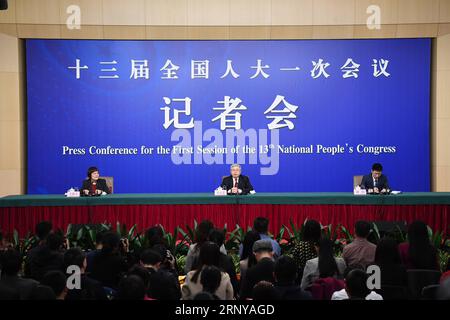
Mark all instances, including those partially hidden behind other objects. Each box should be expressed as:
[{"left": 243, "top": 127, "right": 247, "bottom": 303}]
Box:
[
  {"left": 221, "top": 164, "right": 254, "bottom": 195},
  {"left": 239, "top": 240, "right": 275, "bottom": 299},
  {"left": 81, "top": 166, "right": 110, "bottom": 196},
  {"left": 360, "top": 163, "right": 390, "bottom": 194}
]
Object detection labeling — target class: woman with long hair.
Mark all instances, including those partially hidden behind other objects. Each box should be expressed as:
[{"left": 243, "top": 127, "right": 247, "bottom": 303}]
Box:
[
  {"left": 181, "top": 242, "right": 234, "bottom": 300},
  {"left": 300, "top": 239, "right": 346, "bottom": 289},
  {"left": 399, "top": 220, "right": 439, "bottom": 270}
]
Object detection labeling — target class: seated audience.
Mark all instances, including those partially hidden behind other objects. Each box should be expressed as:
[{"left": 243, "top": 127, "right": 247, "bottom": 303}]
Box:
[
  {"left": 90, "top": 232, "right": 128, "bottom": 289},
  {"left": 332, "top": 268, "right": 383, "bottom": 300},
  {"left": 117, "top": 275, "right": 146, "bottom": 300},
  {"left": 343, "top": 220, "right": 376, "bottom": 269},
  {"left": 240, "top": 239, "right": 275, "bottom": 299},
  {"left": 290, "top": 220, "right": 321, "bottom": 281},
  {"left": 140, "top": 248, "right": 181, "bottom": 300},
  {"left": 301, "top": 239, "right": 346, "bottom": 290},
  {"left": 252, "top": 281, "right": 280, "bottom": 300},
  {"left": 240, "top": 217, "right": 281, "bottom": 258},
  {"left": 374, "top": 238, "right": 408, "bottom": 287},
  {"left": 199, "top": 265, "right": 222, "bottom": 300},
  {"left": 185, "top": 220, "right": 227, "bottom": 273},
  {"left": 182, "top": 242, "right": 233, "bottom": 300},
  {"left": 239, "top": 230, "right": 260, "bottom": 282},
  {"left": 40, "top": 271, "right": 67, "bottom": 300},
  {"left": 398, "top": 220, "right": 439, "bottom": 270},
  {"left": 29, "top": 285, "right": 57, "bottom": 300},
  {"left": 63, "top": 248, "right": 107, "bottom": 300},
  {"left": 273, "top": 256, "right": 312, "bottom": 300},
  {"left": 0, "top": 248, "right": 39, "bottom": 300},
  {"left": 85, "top": 230, "right": 106, "bottom": 273},
  {"left": 24, "top": 221, "right": 53, "bottom": 279},
  {"left": 209, "top": 228, "right": 239, "bottom": 296}
]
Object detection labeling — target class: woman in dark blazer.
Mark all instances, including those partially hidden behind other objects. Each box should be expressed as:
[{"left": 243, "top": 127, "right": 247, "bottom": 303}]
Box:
[{"left": 81, "top": 166, "right": 110, "bottom": 196}]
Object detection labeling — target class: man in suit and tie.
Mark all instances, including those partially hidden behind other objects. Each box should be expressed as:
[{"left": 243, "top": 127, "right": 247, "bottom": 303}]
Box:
[
  {"left": 221, "top": 164, "right": 254, "bottom": 195},
  {"left": 360, "top": 163, "right": 390, "bottom": 194}
]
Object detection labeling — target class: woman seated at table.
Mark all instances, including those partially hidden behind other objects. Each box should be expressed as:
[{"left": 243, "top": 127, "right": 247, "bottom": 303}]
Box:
[{"left": 81, "top": 166, "right": 110, "bottom": 196}]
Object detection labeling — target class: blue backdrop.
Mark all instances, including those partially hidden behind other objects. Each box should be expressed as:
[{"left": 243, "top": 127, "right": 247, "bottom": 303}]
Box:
[{"left": 26, "top": 39, "right": 431, "bottom": 194}]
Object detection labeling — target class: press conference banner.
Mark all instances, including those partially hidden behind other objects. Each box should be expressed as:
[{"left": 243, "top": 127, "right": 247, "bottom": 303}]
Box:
[{"left": 26, "top": 39, "right": 431, "bottom": 194}]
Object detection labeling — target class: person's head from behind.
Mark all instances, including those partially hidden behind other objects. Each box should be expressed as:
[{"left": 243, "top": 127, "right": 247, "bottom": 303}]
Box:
[
  {"left": 200, "top": 265, "right": 222, "bottom": 295},
  {"left": 345, "top": 269, "right": 370, "bottom": 300},
  {"left": 46, "top": 232, "right": 63, "bottom": 251},
  {"left": 230, "top": 163, "right": 241, "bottom": 178},
  {"left": 148, "top": 271, "right": 179, "bottom": 300},
  {"left": 253, "top": 217, "right": 269, "bottom": 235},
  {"left": 407, "top": 220, "right": 436, "bottom": 269},
  {"left": 375, "top": 237, "right": 401, "bottom": 265},
  {"left": 118, "top": 275, "right": 145, "bottom": 300},
  {"left": 317, "top": 239, "right": 339, "bottom": 278},
  {"left": 87, "top": 166, "right": 99, "bottom": 181},
  {"left": 241, "top": 230, "right": 261, "bottom": 261},
  {"left": 195, "top": 220, "right": 214, "bottom": 245},
  {"left": 209, "top": 228, "right": 225, "bottom": 248},
  {"left": 252, "top": 281, "right": 279, "bottom": 300},
  {"left": 371, "top": 163, "right": 383, "bottom": 179},
  {"left": 0, "top": 248, "right": 22, "bottom": 276},
  {"left": 63, "top": 247, "right": 87, "bottom": 273},
  {"left": 101, "top": 232, "right": 120, "bottom": 254},
  {"left": 140, "top": 249, "right": 163, "bottom": 270},
  {"left": 128, "top": 265, "right": 151, "bottom": 291},
  {"left": 41, "top": 271, "right": 67, "bottom": 300},
  {"left": 36, "top": 221, "right": 52, "bottom": 241},
  {"left": 145, "top": 226, "right": 166, "bottom": 247},
  {"left": 95, "top": 230, "right": 106, "bottom": 249},
  {"left": 274, "top": 255, "right": 297, "bottom": 284},
  {"left": 252, "top": 239, "right": 273, "bottom": 262},
  {"left": 191, "top": 242, "right": 221, "bottom": 283},
  {"left": 303, "top": 219, "right": 321, "bottom": 244},
  {"left": 354, "top": 220, "right": 372, "bottom": 239}
]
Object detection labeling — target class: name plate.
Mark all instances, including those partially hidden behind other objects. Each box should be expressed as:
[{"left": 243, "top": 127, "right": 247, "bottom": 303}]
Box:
[
  {"left": 353, "top": 188, "right": 367, "bottom": 195},
  {"left": 214, "top": 188, "right": 227, "bottom": 196},
  {"left": 65, "top": 189, "right": 80, "bottom": 197}
]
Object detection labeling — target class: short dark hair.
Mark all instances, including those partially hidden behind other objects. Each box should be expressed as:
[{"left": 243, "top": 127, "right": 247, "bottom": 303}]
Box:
[
  {"left": 253, "top": 217, "right": 269, "bottom": 234},
  {"left": 200, "top": 265, "right": 222, "bottom": 294},
  {"left": 355, "top": 220, "right": 372, "bottom": 238},
  {"left": 274, "top": 256, "right": 297, "bottom": 283},
  {"left": 118, "top": 275, "right": 146, "bottom": 300},
  {"left": 101, "top": 232, "right": 120, "bottom": 252},
  {"left": 148, "top": 271, "right": 180, "bottom": 300},
  {"left": 252, "top": 281, "right": 280, "bottom": 300},
  {"left": 140, "top": 249, "right": 163, "bottom": 265},
  {"left": 63, "top": 247, "right": 86, "bottom": 270},
  {"left": 87, "top": 166, "right": 99, "bottom": 179},
  {"left": 0, "top": 249, "right": 22, "bottom": 275},
  {"left": 46, "top": 232, "right": 63, "bottom": 251},
  {"left": 209, "top": 229, "right": 225, "bottom": 247},
  {"left": 128, "top": 265, "right": 151, "bottom": 289},
  {"left": 345, "top": 269, "right": 370, "bottom": 299},
  {"left": 36, "top": 221, "right": 52, "bottom": 240},
  {"left": 41, "top": 271, "right": 67, "bottom": 297},
  {"left": 372, "top": 163, "right": 383, "bottom": 172}
]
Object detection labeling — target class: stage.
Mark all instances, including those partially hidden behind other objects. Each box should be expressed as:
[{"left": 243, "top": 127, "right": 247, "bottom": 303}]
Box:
[{"left": 1, "top": 193, "right": 449, "bottom": 237}]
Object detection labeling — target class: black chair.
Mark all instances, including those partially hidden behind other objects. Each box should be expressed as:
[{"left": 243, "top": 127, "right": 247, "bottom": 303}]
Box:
[
  {"left": 421, "top": 284, "right": 440, "bottom": 300},
  {"left": 407, "top": 269, "right": 441, "bottom": 299},
  {"left": 375, "top": 285, "right": 409, "bottom": 300}
]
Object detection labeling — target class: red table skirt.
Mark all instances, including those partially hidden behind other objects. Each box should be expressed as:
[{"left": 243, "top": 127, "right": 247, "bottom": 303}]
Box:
[{"left": 1, "top": 204, "right": 449, "bottom": 237}]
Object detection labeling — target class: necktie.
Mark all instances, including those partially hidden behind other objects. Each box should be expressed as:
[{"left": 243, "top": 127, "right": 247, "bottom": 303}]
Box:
[{"left": 234, "top": 178, "right": 238, "bottom": 188}]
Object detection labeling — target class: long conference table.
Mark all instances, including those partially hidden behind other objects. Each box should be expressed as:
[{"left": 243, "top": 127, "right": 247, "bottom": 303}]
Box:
[{"left": 1, "top": 193, "right": 449, "bottom": 237}]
